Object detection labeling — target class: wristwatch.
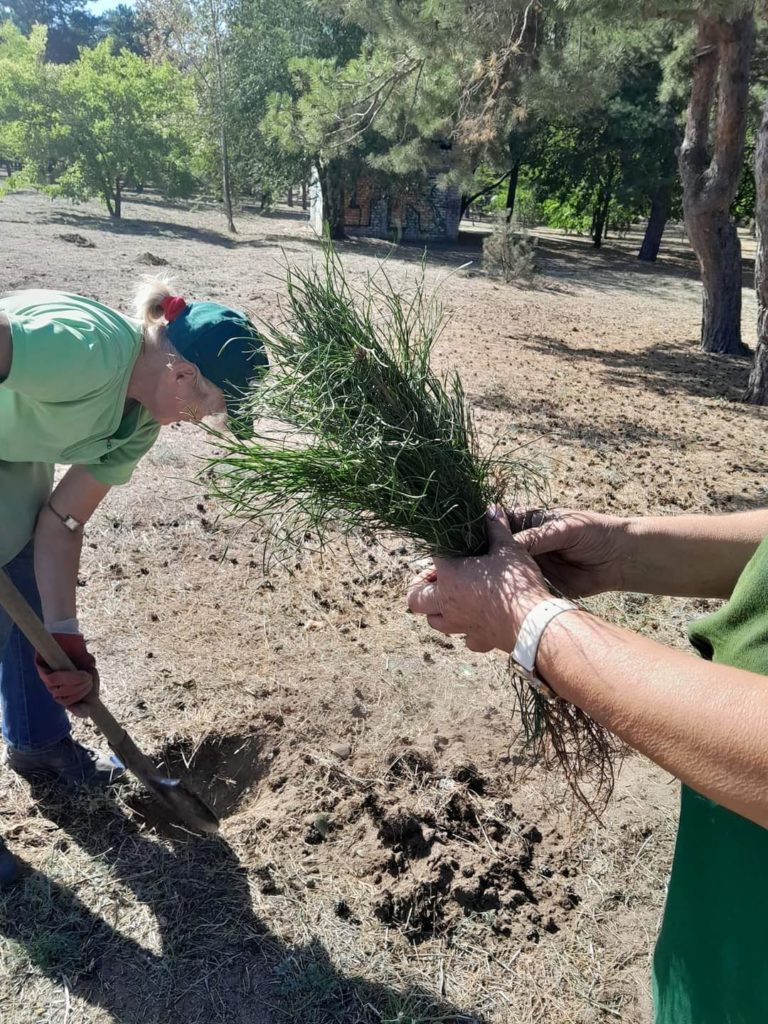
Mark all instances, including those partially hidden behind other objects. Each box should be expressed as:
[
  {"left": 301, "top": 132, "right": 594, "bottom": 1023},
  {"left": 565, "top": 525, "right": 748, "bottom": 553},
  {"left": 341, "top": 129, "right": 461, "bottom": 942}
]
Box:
[
  {"left": 511, "top": 597, "right": 579, "bottom": 701},
  {"left": 47, "top": 502, "right": 83, "bottom": 532}
]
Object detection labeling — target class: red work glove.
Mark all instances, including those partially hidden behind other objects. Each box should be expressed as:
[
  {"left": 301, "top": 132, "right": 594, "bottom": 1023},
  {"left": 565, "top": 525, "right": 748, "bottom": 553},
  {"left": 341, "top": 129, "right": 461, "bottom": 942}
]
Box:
[{"left": 35, "top": 634, "right": 99, "bottom": 716}]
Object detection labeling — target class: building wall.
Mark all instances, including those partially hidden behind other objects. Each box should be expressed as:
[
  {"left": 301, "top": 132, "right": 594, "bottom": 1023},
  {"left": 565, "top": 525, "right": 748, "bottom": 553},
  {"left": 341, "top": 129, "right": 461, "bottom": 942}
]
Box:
[{"left": 309, "top": 170, "right": 461, "bottom": 243}]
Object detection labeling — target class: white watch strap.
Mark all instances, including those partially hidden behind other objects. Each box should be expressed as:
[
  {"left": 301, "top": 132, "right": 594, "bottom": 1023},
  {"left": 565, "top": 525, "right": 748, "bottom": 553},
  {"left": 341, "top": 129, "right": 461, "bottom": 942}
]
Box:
[{"left": 512, "top": 597, "right": 578, "bottom": 675}]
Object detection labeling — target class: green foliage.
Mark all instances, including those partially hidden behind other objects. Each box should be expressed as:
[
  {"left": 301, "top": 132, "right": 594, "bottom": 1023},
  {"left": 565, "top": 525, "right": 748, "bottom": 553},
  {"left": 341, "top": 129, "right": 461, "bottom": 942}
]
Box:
[
  {"left": 525, "top": 26, "right": 682, "bottom": 244},
  {"left": 262, "top": 48, "right": 414, "bottom": 163},
  {"left": 58, "top": 41, "right": 196, "bottom": 210},
  {"left": 1, "top": 0, "right": 97, "bottom": 62},
  {"left": 0, "top": 26, "right": 197, "bottom": 214},
  {"left": 319, "top": 1, "right": 691, "bottom": 238},
  {"left": 139, "top": 0, "right": 240, "bottom": 222},
  {"left": 0, "top": 22, "right": 52, "bottom": 175},
  {"left": 208, "top": 250, "right": 543, "bottom": 558},
  {"left": 540, "top": 196, "right": 591, "bottom": 235},
  {"left": 95, "top": 5, "right": 152, "bottom": 56},
  {"left": 225, "top": 0, "right": 364, "bottom": 199},
  {"left": 511, "top": 183, "right": 544, "bottom": 230}
]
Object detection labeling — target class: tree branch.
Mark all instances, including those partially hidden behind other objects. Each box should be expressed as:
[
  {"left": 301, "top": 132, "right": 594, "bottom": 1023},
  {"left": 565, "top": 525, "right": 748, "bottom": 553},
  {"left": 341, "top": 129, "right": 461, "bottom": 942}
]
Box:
[
  {"left": 325, "top": 56, "right": 423, "bottom": 150},
  {"left": 462, "top": 168, "right": 513, "bottom": 212}
]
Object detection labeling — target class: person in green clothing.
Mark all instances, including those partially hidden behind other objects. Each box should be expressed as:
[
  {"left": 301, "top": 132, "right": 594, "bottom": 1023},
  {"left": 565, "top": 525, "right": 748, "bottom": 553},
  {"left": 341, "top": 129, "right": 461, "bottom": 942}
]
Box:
[
  {"left": 0, "top": 281, "right": 267, "bottom": 885},
  {"left": 408, "top": 506, "right": 768, "bottom": 1024}
]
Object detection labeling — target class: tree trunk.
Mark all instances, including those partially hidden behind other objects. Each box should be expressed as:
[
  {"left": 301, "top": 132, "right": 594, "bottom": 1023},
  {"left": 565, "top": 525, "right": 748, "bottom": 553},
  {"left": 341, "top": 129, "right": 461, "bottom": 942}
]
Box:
[
  {"left": 220, "top": 124, "right": 236, "bottom": 234},
  {"left": 690, "top": 210, "right": 745, "bottom": 353},
  {"left": 287, "top": 186, "right": 294, "bottom": 207},
  {"left": 209, "top": 0, "right": 237, "bottom": 234},
  {"left": 679, "top": 11, "right": 754, "bottom": 355},
  {"left": 319, "top": 161, "right": 346, "bottom": 240},
  {"left": 302, "top": 181, "right": 308, "bottom": 210},
  {"left": 745, "top": 95, "right": 768, "bottom": 402},
  {"left": 591, "top": 179, "right": 613, "bottom": 248},
  {"left": 505, "top": 160, "right": 521, "bottom": 223},
  {"left": 638, "top": 182, "right": 672, "bottom": 262},
  {"left": 112, "top": 177, "right": 122, "bottom": 219},
  {"left": 591, "top": 206, "right": 606, "bottom": 248}
]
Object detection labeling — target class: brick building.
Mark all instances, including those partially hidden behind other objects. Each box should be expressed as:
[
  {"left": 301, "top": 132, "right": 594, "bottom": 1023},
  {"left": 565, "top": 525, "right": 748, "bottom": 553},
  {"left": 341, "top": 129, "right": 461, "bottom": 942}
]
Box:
[{"left": 309, "top": 171, "right": 462, "bottom": 243}]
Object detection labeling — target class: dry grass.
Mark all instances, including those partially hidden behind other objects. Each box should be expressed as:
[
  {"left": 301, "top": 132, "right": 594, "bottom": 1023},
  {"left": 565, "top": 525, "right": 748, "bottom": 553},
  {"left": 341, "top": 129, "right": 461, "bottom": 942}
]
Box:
[{"left": 2, "top": 188, "right": 764, "bottom": 1023}]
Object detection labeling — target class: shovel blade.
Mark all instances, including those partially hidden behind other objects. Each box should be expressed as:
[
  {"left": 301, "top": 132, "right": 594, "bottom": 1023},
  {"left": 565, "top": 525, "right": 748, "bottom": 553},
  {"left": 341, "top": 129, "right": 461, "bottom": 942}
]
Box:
[
  {"left": 107, "top": 724, "right": 220, "bottom": 834},
  {"left": 144, "top": 775, "right": 220, "bottom": 834}
]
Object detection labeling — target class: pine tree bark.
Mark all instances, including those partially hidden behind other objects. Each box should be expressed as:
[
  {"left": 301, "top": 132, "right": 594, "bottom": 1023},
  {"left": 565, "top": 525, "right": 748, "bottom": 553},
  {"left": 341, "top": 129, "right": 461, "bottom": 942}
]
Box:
[
  {"left": 679, "top": 11, "right": 753, "bottom": 355},
  {"left": 638, "top": 182, "right": 672, "bottom": 262},
  {"left": 745, "top": 95, "right": 768, "bottom": 402},
  {"left": 504, "top": 160, "right": 521, "bottom": 223},
  {"left": 319, "top": 160, "right": 346, "bottom": 240}
]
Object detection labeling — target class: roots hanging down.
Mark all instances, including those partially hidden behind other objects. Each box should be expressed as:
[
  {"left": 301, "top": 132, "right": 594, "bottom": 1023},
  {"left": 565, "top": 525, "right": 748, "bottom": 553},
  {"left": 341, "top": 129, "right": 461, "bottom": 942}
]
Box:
[{"left": 508, "top": 665, "right": 622, "bottom": 815}]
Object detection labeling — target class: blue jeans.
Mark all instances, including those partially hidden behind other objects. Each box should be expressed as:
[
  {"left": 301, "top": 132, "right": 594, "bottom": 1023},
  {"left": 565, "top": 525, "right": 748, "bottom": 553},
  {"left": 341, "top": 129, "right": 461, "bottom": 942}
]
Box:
[{"left": 0, "top": 542, "right": 70, "bottom": 751}]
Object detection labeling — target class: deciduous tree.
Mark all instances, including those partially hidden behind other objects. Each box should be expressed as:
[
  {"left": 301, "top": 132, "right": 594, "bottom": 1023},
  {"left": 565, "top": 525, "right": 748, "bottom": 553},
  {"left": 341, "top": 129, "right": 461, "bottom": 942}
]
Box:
[{"left": 0, "top": 30, "right": 196, "bottom": 217}]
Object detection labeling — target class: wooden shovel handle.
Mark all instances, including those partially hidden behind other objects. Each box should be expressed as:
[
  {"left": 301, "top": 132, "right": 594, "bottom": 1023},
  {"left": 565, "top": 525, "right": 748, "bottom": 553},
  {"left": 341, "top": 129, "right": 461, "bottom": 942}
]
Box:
[
  {"left": 0, "top": 567, "right": 220, "bottom": 833},
  {"left": 0, "top": 567, "right": 131, "bottom": 752},
  {"left": 0, "top": 568, "right": 75, "bottom": 671}
]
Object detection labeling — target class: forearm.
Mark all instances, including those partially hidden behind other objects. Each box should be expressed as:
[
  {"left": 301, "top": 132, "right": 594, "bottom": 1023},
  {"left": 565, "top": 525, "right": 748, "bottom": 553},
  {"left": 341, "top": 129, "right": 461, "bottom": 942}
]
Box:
[
  {"left": 538, "top": 610, "right": 768, "bottom": 827},
  {"left": 33, "top": 507, "right": 83, "bottom": 626},
  {"left": 32, "top": 466, "right": 111, "bottom": 627},
  {"left": 622, "top": 510, "right": 768, "bottom": 598}
]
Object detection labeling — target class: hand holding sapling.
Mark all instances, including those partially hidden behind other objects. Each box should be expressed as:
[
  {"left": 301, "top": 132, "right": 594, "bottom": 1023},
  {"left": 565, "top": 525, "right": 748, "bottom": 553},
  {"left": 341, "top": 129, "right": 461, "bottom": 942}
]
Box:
[{"left": 408, "top": 508, "right": 552, "bottom": 653}]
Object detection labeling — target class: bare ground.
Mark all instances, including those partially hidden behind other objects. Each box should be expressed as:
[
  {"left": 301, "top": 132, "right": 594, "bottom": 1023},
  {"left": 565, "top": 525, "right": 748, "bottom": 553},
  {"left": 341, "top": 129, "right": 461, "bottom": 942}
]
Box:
[{"left": 1, "top": 190, "right": 766, "bottom": 1024}]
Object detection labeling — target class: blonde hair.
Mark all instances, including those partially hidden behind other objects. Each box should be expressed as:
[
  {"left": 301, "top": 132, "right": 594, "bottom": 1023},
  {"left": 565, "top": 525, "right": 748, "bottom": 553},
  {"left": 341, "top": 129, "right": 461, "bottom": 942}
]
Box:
[
  {"left": 133, "top": 275, "right": 226, "bottom": 420},
  {"left": 134, "top": 275, "right": 176, "bottom": 326}
]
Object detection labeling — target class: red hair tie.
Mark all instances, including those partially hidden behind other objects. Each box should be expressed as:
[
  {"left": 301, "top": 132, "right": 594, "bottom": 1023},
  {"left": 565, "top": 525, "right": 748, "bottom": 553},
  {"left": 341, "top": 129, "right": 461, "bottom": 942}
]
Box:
[{"left": 160, "top": 295, "right": 187, "bottom": 322}]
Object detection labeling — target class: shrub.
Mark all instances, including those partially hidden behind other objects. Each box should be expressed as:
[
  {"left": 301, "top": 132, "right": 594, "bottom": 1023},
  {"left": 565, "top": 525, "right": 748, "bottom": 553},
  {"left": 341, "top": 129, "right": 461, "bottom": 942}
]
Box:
[{"left": 482, "top": 216, "right": 537, "bottom": 283}]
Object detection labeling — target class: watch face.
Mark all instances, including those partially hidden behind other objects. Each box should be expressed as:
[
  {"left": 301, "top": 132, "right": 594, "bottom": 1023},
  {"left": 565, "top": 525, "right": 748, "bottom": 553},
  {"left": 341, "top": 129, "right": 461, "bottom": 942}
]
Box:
[{"left": 64, "top": 515, "right": 81, "bottom": 531}]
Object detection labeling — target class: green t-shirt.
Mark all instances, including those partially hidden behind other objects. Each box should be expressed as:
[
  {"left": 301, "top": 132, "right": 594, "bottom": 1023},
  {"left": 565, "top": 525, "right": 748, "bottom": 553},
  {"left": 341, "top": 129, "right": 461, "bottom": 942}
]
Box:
[
  {"left": 653, "top": 536, "right": 768, "bottom": 1023},
  {"left": 0, "top": 290, "right": 161, "bottom": 566}
]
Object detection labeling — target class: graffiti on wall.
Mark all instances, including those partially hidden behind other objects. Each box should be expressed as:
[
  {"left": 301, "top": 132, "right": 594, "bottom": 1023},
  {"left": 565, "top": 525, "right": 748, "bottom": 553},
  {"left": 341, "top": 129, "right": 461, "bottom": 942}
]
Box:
[{"left": 309, "top": 169, "right": 461, "bottom": 243}]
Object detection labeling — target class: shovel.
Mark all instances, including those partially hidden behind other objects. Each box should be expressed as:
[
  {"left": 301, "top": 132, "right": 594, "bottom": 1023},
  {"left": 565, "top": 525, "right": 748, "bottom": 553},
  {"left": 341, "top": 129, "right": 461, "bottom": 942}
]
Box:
[{"left": 0, "top": 568, "right": 219, "bottom": 834}]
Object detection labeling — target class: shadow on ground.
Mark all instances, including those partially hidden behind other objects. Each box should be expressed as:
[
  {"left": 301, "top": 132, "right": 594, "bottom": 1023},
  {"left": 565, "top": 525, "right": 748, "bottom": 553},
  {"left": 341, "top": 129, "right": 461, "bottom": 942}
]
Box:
[
  {"left": 49, "top": 209, "right": 268, "bottom": 251},
  {"left": 469, "top": 335, "right": 765, "bottom": 461},
  {"left": 472, "top": 389, "right": 683, "bottom": 454},
  {"left": 521, "top": 334, "right": 754, "bottom": 404},
  {"left": 0, "top": 769, "right": 488, "bottom": 1024}
]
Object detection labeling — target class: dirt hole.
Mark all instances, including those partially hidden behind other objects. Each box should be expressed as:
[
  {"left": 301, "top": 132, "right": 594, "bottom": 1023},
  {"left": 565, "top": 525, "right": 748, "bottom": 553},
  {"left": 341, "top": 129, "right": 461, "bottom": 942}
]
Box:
[{"left": 127, "top": 732, "right": 271, "bottom": 830}]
